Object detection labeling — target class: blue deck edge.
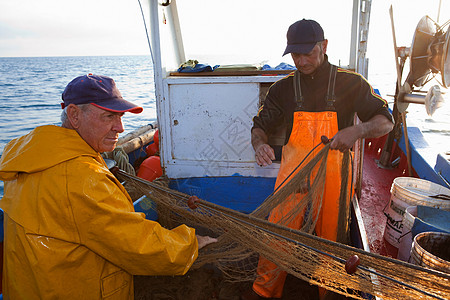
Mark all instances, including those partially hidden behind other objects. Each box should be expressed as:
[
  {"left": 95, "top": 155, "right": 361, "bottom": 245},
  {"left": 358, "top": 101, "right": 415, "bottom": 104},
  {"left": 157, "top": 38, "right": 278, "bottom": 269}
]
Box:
[
  {"left": 397, "top": 126, "right": 450, "bottom": 187},
  {"left": 169, "top": 175, "right": 276, "bottom": 214}
]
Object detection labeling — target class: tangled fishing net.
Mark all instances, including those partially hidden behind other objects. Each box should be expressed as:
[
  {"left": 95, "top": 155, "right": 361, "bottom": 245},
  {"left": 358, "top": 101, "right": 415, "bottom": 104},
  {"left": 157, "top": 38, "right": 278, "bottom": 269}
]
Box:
[{"left": 116, "top": 143, "right": 450, "bottom": 300}]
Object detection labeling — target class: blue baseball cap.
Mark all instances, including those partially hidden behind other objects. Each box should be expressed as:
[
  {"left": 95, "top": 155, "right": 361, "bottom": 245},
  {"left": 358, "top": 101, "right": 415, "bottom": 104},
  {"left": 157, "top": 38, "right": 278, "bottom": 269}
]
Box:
[
  {"left": 283, "top": 19, "right": 324, "bottom": 56},
  {"left": 61, "top": 74, "right": 143, "bottom": 114}
]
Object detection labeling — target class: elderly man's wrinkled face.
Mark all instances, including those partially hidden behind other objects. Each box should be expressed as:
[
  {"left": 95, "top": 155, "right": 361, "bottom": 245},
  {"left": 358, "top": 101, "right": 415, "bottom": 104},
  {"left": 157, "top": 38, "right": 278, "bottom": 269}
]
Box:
[
  {"left": 75, "top": 104, "right": 124, "bottom": 153},
  {"left": 291, "top": 40, "right": 328, "bottom": 75}
]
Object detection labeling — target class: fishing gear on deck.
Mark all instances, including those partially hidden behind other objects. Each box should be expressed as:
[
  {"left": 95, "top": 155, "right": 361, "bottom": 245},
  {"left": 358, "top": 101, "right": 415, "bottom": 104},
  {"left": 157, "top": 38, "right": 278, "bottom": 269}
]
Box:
[{"left": 112, "top": 144, "right": 450, "bottom": 300}]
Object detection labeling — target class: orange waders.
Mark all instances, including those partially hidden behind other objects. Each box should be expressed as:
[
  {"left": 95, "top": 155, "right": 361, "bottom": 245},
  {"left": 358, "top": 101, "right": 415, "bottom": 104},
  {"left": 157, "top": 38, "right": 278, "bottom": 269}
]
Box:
[{"left": 253, "top": 67, "right": 351, "bottom": 299}]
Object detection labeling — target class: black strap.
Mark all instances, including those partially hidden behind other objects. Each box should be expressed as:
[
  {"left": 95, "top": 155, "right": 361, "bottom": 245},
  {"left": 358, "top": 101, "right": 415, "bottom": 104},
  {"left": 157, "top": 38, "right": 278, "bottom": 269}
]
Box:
[
  {"left": 293, "top": 70, "right": 304, "bottom": 109},
  {"left": 293, "top": 65, "right": 338, "bottom": 110},
  {"left": 326, "top": 65, "right": 338, "bottom": 110}
]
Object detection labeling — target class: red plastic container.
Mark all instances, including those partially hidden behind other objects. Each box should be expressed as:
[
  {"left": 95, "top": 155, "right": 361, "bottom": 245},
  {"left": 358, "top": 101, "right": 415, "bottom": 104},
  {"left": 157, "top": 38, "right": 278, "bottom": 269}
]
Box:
[
  {"left": 145, "top": 129, "right": 159, "bottom": 157},
  {"left": 137, "top": 156, "right": 163, "bottom": 182},
  {"left": 145, "top": 143, "right": 158, "bottom": 157},
  {"left": 153, "top": 129, "right": 159, "bottom": 147}
]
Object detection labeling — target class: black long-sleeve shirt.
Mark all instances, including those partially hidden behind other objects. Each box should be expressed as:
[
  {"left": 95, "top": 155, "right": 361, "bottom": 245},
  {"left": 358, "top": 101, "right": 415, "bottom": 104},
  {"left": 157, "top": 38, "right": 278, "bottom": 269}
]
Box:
[{"left": 252, "top": 56, "right": 393, "bottom": 144}]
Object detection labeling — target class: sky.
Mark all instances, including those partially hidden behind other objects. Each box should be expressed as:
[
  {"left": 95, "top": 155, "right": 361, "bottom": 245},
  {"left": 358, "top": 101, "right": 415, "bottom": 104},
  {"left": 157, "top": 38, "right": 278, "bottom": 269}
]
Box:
[
  {"left": 0, "top": 0, "right": 149, "bottom": 57},
  {"left": 0, "top": 0, "right": 449, "bottom": 91},
  {"left": 1, "top": 0, "right": 449, "bottom": 61}
]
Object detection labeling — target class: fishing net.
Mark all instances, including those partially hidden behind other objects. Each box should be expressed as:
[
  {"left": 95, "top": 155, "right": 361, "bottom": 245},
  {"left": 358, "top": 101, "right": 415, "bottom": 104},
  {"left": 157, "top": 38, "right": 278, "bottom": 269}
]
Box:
[{"left": 116, "top": 143, "right": 450, "bottom": 300}]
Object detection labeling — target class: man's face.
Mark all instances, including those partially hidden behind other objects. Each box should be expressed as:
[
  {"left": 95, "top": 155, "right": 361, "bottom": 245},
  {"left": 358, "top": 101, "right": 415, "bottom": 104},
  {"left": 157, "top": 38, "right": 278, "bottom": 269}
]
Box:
[
  {"left": 76, "top": 104, "right": 125, "bottom": 153},
  {"left": 291, "top": 40, "right": 328, "bottom": 75}
]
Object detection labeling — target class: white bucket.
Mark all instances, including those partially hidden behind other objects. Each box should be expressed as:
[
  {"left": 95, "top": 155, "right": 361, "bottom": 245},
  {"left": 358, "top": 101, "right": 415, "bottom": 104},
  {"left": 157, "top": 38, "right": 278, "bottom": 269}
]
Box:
[
  {"left": 411, "top": 232, "right": 450, "bottom": 274},
  {"left": 383, "top": 177, "right": 450, "bottom": 248},
  {"left": 397, "top": 206, "right": 417, "bottom": 262}
]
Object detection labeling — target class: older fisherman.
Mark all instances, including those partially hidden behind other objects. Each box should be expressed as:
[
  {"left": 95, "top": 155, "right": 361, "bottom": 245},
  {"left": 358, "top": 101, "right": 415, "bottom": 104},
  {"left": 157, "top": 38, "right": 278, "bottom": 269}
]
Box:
[{"left": 0, "top": 74, "right": 216, "bottom": 299}]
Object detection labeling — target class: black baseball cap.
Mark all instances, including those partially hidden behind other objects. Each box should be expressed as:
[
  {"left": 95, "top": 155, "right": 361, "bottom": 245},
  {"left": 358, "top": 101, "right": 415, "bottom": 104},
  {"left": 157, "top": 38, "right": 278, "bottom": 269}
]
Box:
[
  {"left": 283, "top": 19, "right": 325, "bottom": 56},
  {"left": 61, "top": 74, "right": 143, "bottom": 114}
]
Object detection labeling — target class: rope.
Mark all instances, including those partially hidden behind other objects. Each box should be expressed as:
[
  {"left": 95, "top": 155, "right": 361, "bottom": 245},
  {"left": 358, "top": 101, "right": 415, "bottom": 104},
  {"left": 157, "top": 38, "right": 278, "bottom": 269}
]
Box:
[
  {"left": 113, "top": 146, "right": 450, "bottom": 300},
  {"left": 137, "top": 0, "right": 155, "bottom": 65},
  {"left": 110, "top": 147, "right": 136, "bottom": 175}
]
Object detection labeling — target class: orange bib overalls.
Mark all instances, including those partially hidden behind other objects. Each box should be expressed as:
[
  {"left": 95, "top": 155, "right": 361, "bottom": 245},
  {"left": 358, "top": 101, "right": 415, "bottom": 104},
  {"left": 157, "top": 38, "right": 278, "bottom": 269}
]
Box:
[{"left": 253, "top": 67, "right": 351, "bottom": 299}]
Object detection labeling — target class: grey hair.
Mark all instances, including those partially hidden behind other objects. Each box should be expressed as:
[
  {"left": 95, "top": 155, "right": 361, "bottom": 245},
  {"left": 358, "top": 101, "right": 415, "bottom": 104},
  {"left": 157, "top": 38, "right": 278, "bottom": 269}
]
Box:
[
  {"left": 60, "top": 104, "right": 90, "bottom": 127},
  {"left": 60, "top": 107, "right": 69, "bottom": 125}
]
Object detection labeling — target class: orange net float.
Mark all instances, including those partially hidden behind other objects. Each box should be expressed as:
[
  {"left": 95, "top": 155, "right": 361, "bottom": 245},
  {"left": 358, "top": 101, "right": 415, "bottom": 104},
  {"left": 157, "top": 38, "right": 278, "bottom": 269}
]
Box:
[
  {"left": 145, "top": 143, "right": 158, "bottom": 157},
  {"left": 153, "top": 129, "right": 159, "bottom": 147},
  {"left": 137, "top": 155, "right": 163, "bottom": 182},
  {"left": 145, "top": 129, "right": 159, "bottom": 157}
]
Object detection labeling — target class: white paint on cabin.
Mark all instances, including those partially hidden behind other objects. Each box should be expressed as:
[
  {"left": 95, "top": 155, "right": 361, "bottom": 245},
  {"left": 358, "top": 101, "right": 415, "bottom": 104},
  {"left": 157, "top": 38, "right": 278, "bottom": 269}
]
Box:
[{"left": 159, "top": 76, "right": 282, "bottom": 178}]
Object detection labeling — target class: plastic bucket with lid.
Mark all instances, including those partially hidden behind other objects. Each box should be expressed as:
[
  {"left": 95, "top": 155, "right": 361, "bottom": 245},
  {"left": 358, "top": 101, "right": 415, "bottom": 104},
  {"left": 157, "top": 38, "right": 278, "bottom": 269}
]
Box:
[
  {"left": 397, "top": 206, "right": 417, "bottom": 262},
  {"left": 398, "top": 205, "right": 450, "bottom": 262},
  {"left": 383, "top": 177, "right": 450, "bottom": 248},
  {"left": 411, "top": 231, "right": 450, "bottom": 274}
]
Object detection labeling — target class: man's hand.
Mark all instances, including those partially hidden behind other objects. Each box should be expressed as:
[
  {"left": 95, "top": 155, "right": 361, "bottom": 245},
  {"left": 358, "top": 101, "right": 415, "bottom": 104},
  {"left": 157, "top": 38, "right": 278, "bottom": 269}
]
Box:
[
  {"left": 330, "top": 115, "right": 393, "bottom": 152},
  {"left": 251, "top": 128, "right": 275, "bottom": 166},
  {"left": 255, "top": 144, "right": 276, "bottom": 166},
  {"left": 196, "top": 235, "right": 218, "bottom": 249},
  {"left": 330, "top": 126, "right": 360, "bottom": 152}
]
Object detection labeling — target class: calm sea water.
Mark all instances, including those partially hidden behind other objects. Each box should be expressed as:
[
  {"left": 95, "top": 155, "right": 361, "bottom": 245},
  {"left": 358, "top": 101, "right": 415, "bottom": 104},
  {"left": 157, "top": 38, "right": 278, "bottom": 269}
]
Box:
[{"left": 0, "top": 55, "right": 449, "bottom": 197}]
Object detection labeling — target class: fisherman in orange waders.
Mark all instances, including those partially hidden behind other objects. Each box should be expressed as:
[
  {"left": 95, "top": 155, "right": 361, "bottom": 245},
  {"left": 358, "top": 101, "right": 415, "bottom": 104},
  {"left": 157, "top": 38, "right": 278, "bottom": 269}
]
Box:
[{"left": 241, "top": 19, "right": 394, "bottom": 300}]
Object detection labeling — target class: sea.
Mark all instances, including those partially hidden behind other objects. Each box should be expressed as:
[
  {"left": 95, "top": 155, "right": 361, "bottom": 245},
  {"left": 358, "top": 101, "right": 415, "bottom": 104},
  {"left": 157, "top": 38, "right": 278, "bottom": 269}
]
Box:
[{"left": 0, "top": 55, "right": 449, "bottom": 198}]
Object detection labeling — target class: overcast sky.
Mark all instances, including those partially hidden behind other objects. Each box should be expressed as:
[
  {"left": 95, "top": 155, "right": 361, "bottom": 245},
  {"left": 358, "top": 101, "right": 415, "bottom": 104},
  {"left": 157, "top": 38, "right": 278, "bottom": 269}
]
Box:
[
  {"left": 0, "top": 0, "right": 149, "bottom": 57},
  {"left": 0, "top": 0, "right": 449, "bottom": 67}
]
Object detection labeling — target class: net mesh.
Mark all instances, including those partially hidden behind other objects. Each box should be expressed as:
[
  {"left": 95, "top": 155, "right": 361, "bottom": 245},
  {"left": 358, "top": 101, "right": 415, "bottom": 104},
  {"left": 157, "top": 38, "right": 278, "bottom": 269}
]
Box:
[{"left": 117, "top": 144, "right": 450, "bottom": 300}]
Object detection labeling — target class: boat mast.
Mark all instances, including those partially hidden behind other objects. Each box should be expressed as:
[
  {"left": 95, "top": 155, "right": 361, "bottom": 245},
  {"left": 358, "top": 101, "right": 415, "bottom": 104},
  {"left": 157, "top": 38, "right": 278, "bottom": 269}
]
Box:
[
  {"left": 357, "top": 0, "right": 372, "bottom": 77},
  {"left": 162, "top": 0, "right": 185, "bottom": 66},
  {"left": 349, "top": 0, "right": 358, "bottom": 71},
  {"left": 349, "top": 0, "right": 371, "bottom": 76},
  {"left": 352, "top": 0, "right": 372, "bottom": 198},
  {"left": 148, "top": 0, "right": 167, "bottom": 169}
]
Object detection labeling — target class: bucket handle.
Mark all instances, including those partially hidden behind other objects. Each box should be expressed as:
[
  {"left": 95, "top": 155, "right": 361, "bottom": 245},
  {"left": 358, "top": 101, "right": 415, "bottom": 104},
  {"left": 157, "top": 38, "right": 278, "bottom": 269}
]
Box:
[
  {"left": 382, "top": 201, "right": 389, "bottom": 214},
  {"left": 429, "top": 193, "right": 450, "bottom": 201},
  {"left": 397, "top": 230, "right": 411, "bottom": 243}
]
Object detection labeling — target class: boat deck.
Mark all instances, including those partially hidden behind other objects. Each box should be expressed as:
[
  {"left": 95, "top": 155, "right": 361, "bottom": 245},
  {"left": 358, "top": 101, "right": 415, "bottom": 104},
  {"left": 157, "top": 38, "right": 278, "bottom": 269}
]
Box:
[{"left": 360, "top": 135, "right": 417, "bottom": 258}]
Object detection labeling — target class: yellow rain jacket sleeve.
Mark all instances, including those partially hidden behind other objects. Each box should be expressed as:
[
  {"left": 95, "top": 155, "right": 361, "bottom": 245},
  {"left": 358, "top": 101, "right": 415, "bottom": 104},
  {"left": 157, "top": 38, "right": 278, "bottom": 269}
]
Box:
[{"left": 0, "top": 125, "right": 198, "bottom": 300}]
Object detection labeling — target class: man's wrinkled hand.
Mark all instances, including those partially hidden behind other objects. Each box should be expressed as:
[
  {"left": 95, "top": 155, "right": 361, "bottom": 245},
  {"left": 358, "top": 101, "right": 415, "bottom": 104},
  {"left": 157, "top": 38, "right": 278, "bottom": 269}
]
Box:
[
  {"left": 255, "top": 144, "right": 275, "bottom": 166},
  {"left": 330, "top": 126, "right": 360, "bottom": 152}
]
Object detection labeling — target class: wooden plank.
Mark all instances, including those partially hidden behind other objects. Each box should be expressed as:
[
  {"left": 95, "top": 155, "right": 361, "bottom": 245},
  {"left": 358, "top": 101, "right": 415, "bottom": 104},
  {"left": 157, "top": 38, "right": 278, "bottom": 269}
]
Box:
[{"left": 169, "top": 69, "right": 294, "bottom": 77}]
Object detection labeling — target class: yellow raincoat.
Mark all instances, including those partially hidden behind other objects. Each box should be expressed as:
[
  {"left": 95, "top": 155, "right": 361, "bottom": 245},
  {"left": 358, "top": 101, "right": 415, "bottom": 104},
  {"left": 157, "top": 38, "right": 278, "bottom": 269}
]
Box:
[{"left": 0, "top": 125, "right": 198, "bottom": 300}]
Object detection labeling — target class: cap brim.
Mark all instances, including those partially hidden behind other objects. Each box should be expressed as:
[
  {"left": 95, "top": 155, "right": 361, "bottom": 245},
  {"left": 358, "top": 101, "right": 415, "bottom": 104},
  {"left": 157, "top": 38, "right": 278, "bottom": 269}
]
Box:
[
  {"left": 92, "top": 99, "right": 143, "bottom": 114},
  {"left": 283, "top": 43, "right": 316, "bottom": 56}
]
